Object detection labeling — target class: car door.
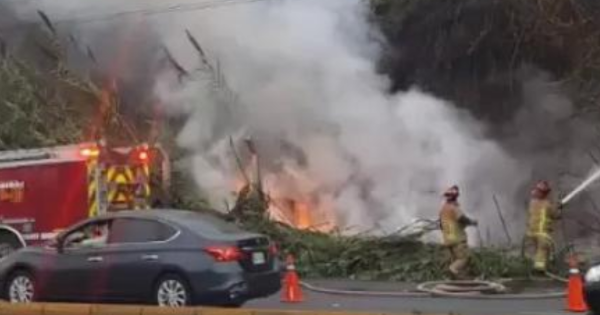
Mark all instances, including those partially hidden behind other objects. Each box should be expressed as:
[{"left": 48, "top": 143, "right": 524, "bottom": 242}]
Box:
[
  {"left": 44, "top": 219, "right": 113, "bottom": 301},
  {"left": 102, "top": 217, "right": 179, "bottom": 302}
]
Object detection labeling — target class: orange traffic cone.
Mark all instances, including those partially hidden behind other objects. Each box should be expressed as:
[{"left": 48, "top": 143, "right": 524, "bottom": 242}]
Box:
[
  {"left": 566, "top": 255, "right": 588, "bottom": 312},
  {"left": 281, "top": 254, "right": 303, "bottom": 303}
]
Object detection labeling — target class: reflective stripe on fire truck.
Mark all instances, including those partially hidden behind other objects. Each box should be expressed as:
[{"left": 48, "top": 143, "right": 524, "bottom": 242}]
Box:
[
  {"left": 87, "top": 159, "right": 99, "bottom": 217},
  {"left": 134, "top": 165, "right": 151, "bottom": 209},
  {"left": 22, "top": 232, "right": 58, "bottom": 241},
  {"left": 107, "top": 166, "right": 134, "bottom": 205},
  {"left": 143, "top": 164, "right": 151, "bottom": 199},
  {"left": 41, "top": 232, "right": 58, "bottom": 240},
  {"left": 22, "top": 234, "right": 39, "bottom": 241}
]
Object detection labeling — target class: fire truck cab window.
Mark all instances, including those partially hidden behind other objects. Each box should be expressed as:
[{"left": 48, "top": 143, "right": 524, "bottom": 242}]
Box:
[{"left": 108, "top": 218, "right": 176, "bottom": 244}]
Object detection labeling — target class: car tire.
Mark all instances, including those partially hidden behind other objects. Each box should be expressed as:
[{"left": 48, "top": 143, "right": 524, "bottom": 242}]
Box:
[
  {"left": 154, "top": 274, "right": 192, "bottom": 307},
  {"left": 5, "top": 270, "right": 37, "bottom": 303}
]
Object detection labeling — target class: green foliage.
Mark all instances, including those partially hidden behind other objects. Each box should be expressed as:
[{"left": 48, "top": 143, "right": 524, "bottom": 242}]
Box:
[
  {"left": 168, "top": 166, "right": 211, "bottom": 211},
  {"left": 0, "top": 55, "right": 92, "bottom": 149},
  {"left": 0, "top": 16, "right": 157, "bottom": 150},
  {"left": 471, "top": 247, "right": 532, "bottom": 279}
]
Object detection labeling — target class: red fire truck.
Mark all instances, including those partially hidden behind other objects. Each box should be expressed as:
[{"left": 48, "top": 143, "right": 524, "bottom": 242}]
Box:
[{"left": 0, "top": 142, "right": 169, "bottom": 257}]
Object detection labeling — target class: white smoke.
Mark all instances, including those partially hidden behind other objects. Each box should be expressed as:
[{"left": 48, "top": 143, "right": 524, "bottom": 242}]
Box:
[{"left": 153, "top": 0, "right": 527, "bottom": 242}]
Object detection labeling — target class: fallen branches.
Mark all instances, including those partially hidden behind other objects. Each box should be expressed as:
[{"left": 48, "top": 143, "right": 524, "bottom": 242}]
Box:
[{"left": 228, "top": 197, "right": 537, "bottom": 282}]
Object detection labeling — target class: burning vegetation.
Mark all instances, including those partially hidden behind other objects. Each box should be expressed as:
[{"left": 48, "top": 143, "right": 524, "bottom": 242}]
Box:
[
  {"left": 222, "top": 136, "right": 575, "bottom": 282},
  {"left": 227, "top": 138, "right": 334, "bottom": 232}
]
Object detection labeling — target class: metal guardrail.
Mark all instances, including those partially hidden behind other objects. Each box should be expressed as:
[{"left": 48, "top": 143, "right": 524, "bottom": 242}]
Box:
[{"left": 0, "top": 302, "right": 390, "bottom": 315}]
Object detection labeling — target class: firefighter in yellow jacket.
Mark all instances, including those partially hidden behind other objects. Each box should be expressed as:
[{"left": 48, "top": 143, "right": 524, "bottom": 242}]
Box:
[
  {"left": 525, "top": 180, "right": 562, "bottom": 272},
  {"left": 439, "top": 185, "right": 478, "bottom": 279}
]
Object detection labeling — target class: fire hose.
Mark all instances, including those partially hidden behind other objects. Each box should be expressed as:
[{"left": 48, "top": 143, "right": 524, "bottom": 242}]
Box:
[
  {"left": 301, "top": 237, "right": 569, "bottom": 300},
  {"left": 301, "top": 276, "right": 566, "bottom": 299}
]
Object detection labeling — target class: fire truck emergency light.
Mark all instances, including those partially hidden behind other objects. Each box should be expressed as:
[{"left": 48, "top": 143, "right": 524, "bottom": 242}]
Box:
[
  {"left": 138, "top": 151, "right": 149, "bottom": 162},
  {"left": 80, "top": 147, "right": 100, "bottom": 158}
]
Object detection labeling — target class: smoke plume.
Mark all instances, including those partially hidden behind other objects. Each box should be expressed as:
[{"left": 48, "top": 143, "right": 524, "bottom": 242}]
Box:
[{"left": 153, "top": 0, "right": 532, "bottom": 242}]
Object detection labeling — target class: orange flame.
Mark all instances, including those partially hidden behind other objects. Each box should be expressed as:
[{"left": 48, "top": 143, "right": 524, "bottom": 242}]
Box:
[
  {"left": 268, "top": 197, "right": 334, "bottom": 232},
  {"left": 230, "top": 151, "right": 335, "bottom": 232},
  {"left": 233, "top": 179, "right": 246, "bottom": 193},
  {"left": 293, "top": 201, "right": 311, "bottom": 229}
]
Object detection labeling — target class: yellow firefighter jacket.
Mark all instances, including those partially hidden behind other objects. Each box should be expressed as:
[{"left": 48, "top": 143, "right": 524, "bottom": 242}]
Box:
[
  {"left": 526, "top": 198, "right": 560, "bottom": 238},
  {"left": 440, "top": 202, "right": 469, "bottom": 246}
]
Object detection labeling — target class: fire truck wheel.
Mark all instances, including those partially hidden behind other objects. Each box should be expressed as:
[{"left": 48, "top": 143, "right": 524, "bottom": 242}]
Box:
[
  {"left": 154, "top": 274, "right": 192, "bottom": 307},
  {"left": 5, "top": 270, "right": 37, "bottom": 303}
]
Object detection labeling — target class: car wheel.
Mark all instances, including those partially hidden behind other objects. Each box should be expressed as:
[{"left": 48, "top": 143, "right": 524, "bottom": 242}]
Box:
[
  {"left": 6, "top": 271, "right": 36, "bottom": 303},
  {"left": 154, "top": 274, "right": 191, "bottom": 307}
]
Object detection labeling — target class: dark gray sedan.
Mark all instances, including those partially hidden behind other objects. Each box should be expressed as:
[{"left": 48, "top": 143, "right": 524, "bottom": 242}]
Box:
[{"left": 0, "top": 209, "right": 282, "bottom": 307}]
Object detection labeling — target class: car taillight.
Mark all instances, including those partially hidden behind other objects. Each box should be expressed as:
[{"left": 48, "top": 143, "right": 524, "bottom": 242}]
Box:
[
  {"left": 205, "top": 246, "right": 244, "bottom": 262},
  {"left": 269, "top": 243, "right": 278, "bottom": 255}
]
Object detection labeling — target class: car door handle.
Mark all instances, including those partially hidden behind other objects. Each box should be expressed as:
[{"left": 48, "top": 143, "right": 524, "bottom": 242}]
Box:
[
  {"left": 141, "top": 254, "right": 159, "bottom": 261},
  {"left": 87, "top": 256, "right": 103, "bottom": 262}
]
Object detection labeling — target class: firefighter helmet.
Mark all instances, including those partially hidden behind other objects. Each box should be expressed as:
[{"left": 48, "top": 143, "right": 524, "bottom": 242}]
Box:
[
  {"left": 443, "top": 185, "right": 460, "bottom": 198},
  {"left": 535, "top": 180, "right": 551, "bottom": 192},
  {"left": 531, "top": 180, "right": 551, "bottom": 197}
]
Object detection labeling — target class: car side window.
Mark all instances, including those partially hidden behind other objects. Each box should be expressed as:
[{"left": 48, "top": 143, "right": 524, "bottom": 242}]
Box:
[
  {"left": 62, "top": 220, "right": 112, "bottom": 250},
  {"left": 108, "top": 218, "right": 177, "bottom": 244}
]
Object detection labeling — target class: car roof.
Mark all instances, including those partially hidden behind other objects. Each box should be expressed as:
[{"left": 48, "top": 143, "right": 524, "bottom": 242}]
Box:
[
  {"left": 96, "top": 209, "right": 263, "bottom": 241},
  {"left": 101, "top": 208, "right": 230, "bottom": 223},
  {"left": 98, "top": 208, "right": 199, "bottom": 220}
]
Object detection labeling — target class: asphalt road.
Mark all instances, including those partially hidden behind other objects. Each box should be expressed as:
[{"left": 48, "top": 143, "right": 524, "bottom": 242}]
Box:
[{"left": 246, "top": 290, "right": 568, "bottom": 315}]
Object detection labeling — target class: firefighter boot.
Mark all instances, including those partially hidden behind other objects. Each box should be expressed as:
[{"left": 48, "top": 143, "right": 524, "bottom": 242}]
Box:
[{"left": 449, "top": 243, "right": 470, "bottom": 280}]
